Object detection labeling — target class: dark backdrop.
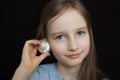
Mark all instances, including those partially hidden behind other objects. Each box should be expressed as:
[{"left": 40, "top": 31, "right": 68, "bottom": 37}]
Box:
[{"left": 1, "top": 0, "right": 119, "bottom": 80}]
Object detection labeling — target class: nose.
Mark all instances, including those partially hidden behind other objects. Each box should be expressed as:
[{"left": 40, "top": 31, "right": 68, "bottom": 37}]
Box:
[{"left": 68, "top": 38, "right": 79, "bottom": 51}]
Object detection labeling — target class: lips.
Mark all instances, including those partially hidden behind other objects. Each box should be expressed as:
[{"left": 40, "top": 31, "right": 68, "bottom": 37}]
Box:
[{"left": 66, "top": 53, "right": 80, "bottom": 59}]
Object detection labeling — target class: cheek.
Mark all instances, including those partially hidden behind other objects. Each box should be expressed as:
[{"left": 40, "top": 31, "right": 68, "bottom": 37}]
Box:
[
  {"left": 79, "top": 36, "right": 90, "bottom": 52},
  {"left": 50, "top": 44, "right": 66, "bottom": 61},
  {"left": 50, "top": 42, "right": 66, "bottom": 56},
  {"left": 82, "top": 37, "right": 90, "bottom": 52}
]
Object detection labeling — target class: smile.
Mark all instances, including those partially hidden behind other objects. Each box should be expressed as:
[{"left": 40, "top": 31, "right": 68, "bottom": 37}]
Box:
[{"left": 66, "top": 53, "right": 81, "bottom": 59}]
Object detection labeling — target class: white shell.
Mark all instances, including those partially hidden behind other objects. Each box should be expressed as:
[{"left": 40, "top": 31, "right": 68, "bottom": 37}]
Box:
[{"left": 38, "top": 39, "right": 50, "bottom": 53}]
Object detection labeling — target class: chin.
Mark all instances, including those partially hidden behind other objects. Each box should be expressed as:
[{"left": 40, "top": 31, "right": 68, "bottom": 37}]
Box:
[{"left": 66, "top": 61, "right": 82, "bottom": 67}]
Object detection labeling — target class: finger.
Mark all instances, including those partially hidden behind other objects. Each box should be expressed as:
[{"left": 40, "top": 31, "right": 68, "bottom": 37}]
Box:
[
  {"left": 25, "top": 40, "right": 41, "bottom": 47},
  {"left": 36, "top": 53, "right": 50, "bottom": 64},
  {"left": 22, "top": 40, "right": 41, "bottom": 57},
  {"left": 23, "top": 40, "right": 41, "bottom": 53}
]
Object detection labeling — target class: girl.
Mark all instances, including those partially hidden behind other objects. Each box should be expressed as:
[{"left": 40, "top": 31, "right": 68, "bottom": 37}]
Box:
[{"left": 12, "top": 0, "right": 108, "bottom": 80}]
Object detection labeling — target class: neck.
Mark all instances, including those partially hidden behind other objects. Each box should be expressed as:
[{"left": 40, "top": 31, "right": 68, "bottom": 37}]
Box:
[{"left": 55, "top": 62, "right": 81, "bottom": 80}]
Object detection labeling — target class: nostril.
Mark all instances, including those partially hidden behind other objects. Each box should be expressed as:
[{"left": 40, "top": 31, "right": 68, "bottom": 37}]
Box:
[
  {"left": 68, "top": 42, "right": 79, "bottom": 51},
  {"left": 69, "top": 46, "right": 79, "bottom": 51}
]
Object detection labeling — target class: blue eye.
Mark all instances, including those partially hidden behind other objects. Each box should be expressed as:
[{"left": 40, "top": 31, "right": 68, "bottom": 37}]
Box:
[
  {"left": 56, "top": 35, "right": 64, "bottom": 40},
  {"left": 77, "top": 31, "right": 85, "bottom": 36}
]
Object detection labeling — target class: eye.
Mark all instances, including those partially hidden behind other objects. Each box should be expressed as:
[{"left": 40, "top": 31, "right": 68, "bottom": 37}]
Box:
[
  {"left": 77, "top": 31, "right": 85, "bottom": 36},
  {"left": 56, "top": 35, "right": 64, "bottom": 40}
]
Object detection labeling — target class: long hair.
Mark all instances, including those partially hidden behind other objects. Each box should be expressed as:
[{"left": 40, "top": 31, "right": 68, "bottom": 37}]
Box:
[{"left": 36, "top": 0, "right": 106, "bottom": 80}]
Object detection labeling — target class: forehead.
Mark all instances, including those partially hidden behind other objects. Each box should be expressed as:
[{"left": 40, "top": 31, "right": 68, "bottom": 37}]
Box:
[
  {"left": 48, "top": 8, "right": 86, "bottom": 24},
  {"left": 47, "top": 9, "right": 87, "bottom": 31}
]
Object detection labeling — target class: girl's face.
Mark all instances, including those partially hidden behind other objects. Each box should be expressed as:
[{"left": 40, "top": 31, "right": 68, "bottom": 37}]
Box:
[{"left": 47, "top": 9, "right": 90, "bottom": 67}]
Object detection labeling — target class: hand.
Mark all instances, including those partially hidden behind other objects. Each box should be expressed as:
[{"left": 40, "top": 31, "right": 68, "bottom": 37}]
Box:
[
  {"left": 12, "top": 39, "right": 50, "bottom": 80},
  {"left": 19, "top": 39, "right": 50, "bottom": 71}
]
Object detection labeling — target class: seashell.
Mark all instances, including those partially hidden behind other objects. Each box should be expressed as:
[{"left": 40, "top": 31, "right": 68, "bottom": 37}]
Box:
[{"left": 38, "top": 39, "right": 50, "bottom": 53}]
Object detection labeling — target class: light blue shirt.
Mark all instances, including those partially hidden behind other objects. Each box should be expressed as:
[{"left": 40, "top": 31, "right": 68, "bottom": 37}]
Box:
[
  {"left": 29, "top": 63, "right": 64, "bottom": 80},
  {"left": 29, "top": 63, "right": 109, "bottom": 80}
]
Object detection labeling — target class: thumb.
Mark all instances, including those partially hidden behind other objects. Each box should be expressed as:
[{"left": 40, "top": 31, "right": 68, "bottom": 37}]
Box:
[{"left": 36, "top": 53, "right": 50, "bottom": 64}]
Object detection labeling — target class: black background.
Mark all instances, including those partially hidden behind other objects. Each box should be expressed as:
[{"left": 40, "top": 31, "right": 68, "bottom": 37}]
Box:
[{"left": 1, "top": 0, "right": 120, "bottom": 80}]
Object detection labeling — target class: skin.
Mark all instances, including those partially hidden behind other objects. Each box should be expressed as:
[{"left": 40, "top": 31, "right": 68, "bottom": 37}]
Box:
[
  {"left": 47, "top": 9, "right": 90, "bottom": 80},
  {"left": 12, "top": 40, "right": 50, "bottom": 80},
  {"left": 12, "top": 9, "right": 90, "bottom": 80}
]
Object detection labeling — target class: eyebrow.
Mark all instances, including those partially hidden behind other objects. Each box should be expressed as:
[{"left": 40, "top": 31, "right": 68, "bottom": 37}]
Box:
[
  {"left": 76, "top": 27, "right": 87, "bottom": 30},
  {"left": 51, "top": 26, "right": 88, "bottom": 36}
]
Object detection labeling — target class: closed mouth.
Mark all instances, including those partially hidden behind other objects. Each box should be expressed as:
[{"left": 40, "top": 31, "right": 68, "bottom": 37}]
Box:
[{"left": 66, "top": 53, "right": 81, "bottom": 59}]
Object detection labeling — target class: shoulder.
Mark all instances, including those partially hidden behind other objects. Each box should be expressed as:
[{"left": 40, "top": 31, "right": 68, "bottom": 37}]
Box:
[
  {"left": 96, "top": 68, "right": 110, "bottom": 80},
  {"left": 34, "top": 63, "right": 55, "bottom": 75},
  {"left": 37, "top": 63, "right": 55, "bottom": 71},
  {"left": 29, "top": 63, "right": 55, "bottom": 80}
]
